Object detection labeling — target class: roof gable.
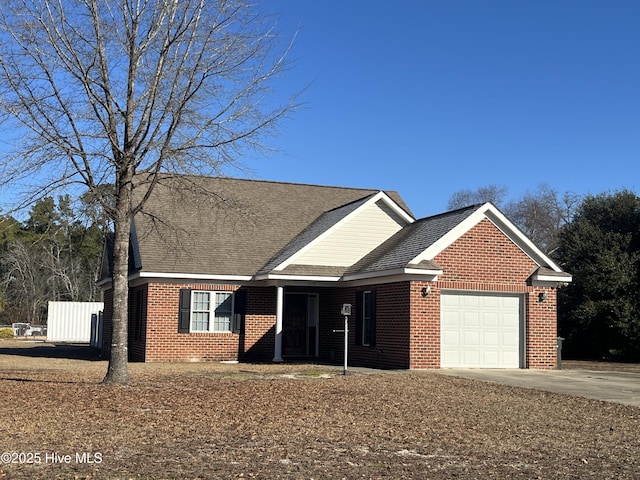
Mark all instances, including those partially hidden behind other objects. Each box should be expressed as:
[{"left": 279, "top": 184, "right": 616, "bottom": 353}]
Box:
[
  {"left": 409, "top": 202, "right": 564, "bottom": 273},
  {"left": 345, "top": 202, "right": 567, "bottom": 281},
  {"left": 344, "top": 205, "right": 477, "bottom": 279},
  {"left": 265, "top": 191, "right": 414, "bottom": 274}
]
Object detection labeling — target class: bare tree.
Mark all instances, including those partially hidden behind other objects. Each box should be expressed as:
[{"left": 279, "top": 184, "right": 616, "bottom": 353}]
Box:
[
  {"left": 504, "top": 184, "right": 582, "bottom": 255},
  {"left": 0, "top": 1, "right": 299, "bottom": 384},
  {"left": 1, "top": 240, "right": 49, "bottom": 324},
  {"left": 447, "top": 185, "right": 509, "bottom": 210}
]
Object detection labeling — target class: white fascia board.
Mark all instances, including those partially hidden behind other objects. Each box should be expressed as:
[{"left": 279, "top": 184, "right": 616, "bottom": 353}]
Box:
[
  {"left": 409, "top": 202, "right": 565, "bottom": 273},
  {"left": 274, "top": 191, "right": 415, "bottom": 272},
  {"left": 483, "top": 206, "right": 564, "bottom": 272},
  {"left": 342, "top": 267, "right": 442, "bottom": 282},
  {"left": 131, "top": 272, "right": 253, "bottom": 282},
  {"left": 344, "top": 273, "right": 440, "bottom": 288},
  {"left": 534, "top": 274, "right": 573, "bottom": 283},
  {"left": 409, "top": 205, "right": 488, "bottom": 266},
  {"left": 375, "top": 191, "right": 416, "bottom": 224},
  {"left": 254, "top": 273, "right": 342, "bottom": 282},
  {"left": 97, "top": 272, "right": 254, "bottom": 290}
]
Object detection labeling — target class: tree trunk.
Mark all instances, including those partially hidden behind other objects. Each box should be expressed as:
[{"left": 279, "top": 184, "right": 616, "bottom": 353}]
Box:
[{"left": 102, "top": 204, "right": 132, "bottom": 384}]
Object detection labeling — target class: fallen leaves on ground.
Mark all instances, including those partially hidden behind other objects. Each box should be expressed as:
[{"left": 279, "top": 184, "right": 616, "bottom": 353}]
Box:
[{"left": 0, "top": 343, "right": 638, "bottom": 479}]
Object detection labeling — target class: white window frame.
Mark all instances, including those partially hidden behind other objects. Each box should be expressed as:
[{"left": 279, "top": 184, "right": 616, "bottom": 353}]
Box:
[{"left": 190, "top": 290, "right": 234, "bottom": 333}]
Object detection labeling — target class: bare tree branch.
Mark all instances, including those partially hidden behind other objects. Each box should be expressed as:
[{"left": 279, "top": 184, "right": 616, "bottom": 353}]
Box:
[{"left": 0, "top": 0, "right": 301, "bottom": 384}]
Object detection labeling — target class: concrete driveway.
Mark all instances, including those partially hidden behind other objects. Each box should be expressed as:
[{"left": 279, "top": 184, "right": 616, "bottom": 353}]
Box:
[{"left": 436, "top": 368, "right": 640, "bottom": 407}]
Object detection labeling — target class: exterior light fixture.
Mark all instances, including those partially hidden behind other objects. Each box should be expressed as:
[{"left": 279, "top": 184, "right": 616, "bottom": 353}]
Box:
[
  {"left": 421, "top": 286, "right": 431, "bottom": 297},
  {"left": 538, "top": 291, "right": 548, "bottom": 303}
]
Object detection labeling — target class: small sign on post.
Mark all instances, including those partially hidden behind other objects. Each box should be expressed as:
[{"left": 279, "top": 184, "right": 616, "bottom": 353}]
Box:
[{"left": 333, "top": 303, "right": 351, "bottom": 375}]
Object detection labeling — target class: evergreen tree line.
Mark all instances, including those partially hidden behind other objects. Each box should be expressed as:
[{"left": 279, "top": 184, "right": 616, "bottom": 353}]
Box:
[
  {"left": 0, "top": 195, "right": 106, "bottom": 325},
  {"left": 449, "top": 185, "right": 640, "bottom": 362}
]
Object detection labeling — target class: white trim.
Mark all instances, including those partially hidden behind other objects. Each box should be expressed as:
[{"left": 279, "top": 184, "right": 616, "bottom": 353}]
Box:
[
  {"left": 273, "top": 191, "right": 414, "bottom": 272},
  {"left": 131, "top": 272, "right": 253, "bottom": 282},
  {"left": 344, "top": 273, "right": 440, "bottom": 288},
  {"left": 189, "top": 290, "right": 235, "bottom": 333},
  {"left": 533, "top": 274, "right": 572, "bottom": 283},
  {"left": 342, "top": 267, "right": 442, "bottom": 282},
  {"left": 97, "top": 271, "right": 253, "bottom": 290},
  {"left": 410, "top": 202, "right": 565, "bottom": 273},
  {"left": 273, "top": 286, "right": 284, "bottom": 362},
  {"left": 254, "top": 273, "right": 342, "bottom": 282}
]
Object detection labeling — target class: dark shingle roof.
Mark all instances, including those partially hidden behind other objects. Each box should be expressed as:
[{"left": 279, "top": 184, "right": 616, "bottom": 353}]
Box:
[
  {"left": 347, "top": 204, "right": 479, "bottom": 275},
  {"left": 127, "top": 175, "right": 411, "bottom": 277}
]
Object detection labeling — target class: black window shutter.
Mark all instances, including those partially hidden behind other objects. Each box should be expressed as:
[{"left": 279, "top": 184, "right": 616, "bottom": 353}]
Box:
[
  {"left": 370, "top": 289, "right": 377, "bottom": 347},
  {"left": 234, "top": 289, "right": 246, "bottom": 315},
  {"left": 354, "top": 291, "right": 363, "bottom": 346},
  {"left": 233, "top": 289, "right": 247, "bottom": 333},
  {"left": 178, "top": 288, "right": 191, "bottom": 333}
]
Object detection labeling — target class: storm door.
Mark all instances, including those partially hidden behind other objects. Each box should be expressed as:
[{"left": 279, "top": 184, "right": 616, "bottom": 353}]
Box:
[{"left": 283, "top": 293, "right": 319, "bottom": 357}]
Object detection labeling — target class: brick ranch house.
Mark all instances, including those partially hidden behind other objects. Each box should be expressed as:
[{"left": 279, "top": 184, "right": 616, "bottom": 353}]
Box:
[{"left": 98, "top": 175, "right": 572, "bottom": 369}]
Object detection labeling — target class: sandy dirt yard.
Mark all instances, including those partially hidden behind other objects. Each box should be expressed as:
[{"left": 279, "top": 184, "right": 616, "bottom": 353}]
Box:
[{"left": 0, "top": 340, "right": 638, "bottom": 479}]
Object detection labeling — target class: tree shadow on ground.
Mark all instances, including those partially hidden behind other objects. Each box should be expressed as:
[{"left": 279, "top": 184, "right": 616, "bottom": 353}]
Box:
[{"left": 0, "top": 343, "right": 103, "bottom": 361}]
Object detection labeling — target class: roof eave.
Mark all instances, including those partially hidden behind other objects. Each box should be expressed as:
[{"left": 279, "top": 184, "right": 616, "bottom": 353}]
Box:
[
  {"left": 132, "top": 271, "right": 254, "bottom": 283},
  {"left": 253, "top": 273, "right": 342, "bottom": 282},
  {"left": 342, "top": 267, "right": 442, "bottom": 283}
]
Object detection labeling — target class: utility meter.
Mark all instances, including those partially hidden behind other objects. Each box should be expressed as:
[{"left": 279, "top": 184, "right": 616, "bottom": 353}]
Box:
[{"left": 341, "top": 303, "right": 352, "bottom": 316}]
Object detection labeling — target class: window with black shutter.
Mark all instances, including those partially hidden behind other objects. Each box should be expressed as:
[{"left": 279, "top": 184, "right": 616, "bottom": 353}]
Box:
[{"left": 178, "top": 288, "right": 191, "bottom": 333}]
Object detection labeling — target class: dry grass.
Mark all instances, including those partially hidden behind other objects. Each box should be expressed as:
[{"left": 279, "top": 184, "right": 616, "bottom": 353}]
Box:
[{"left": 0, "top": 339, "right": 638, "bottom": 479}]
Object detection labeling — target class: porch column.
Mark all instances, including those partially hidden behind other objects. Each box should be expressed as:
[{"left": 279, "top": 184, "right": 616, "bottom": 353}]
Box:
[{"left": 273, "top": 285, "right": 284, "bottom": 362}]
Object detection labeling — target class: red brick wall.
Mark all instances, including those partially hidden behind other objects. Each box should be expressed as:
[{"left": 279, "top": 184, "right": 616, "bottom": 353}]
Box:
[
  {"left": 241, "top": 286, "right": 276, "bottom": 361},
  {"left": 409, "top": 281, "right": 441, "bottom": 369},
  {"left": 326, "top": 283, "right": 411, "bottom": 369},
  {"left": 427, "top": 218, "right": 557, "bottom": 369},
  {"left": 526, "top": 288, "right": 558, "bottom": 369},
  {"left": 144, "top": 282, "right": 240, "bottom": 362}
]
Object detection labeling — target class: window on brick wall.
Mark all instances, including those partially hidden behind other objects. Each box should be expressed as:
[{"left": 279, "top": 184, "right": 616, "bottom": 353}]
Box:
[{"left": 178, "top": 289, "right": 242, "bottom": 333}]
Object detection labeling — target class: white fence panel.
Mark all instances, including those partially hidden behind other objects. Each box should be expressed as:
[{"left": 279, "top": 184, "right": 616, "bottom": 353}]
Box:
[{"left": 46, "top": 301, "right": 104, "bottom": 343}]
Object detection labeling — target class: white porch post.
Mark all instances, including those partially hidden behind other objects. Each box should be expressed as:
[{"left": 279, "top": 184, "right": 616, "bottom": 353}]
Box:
[{"left": 273, "top": 285, "right": 284, "bottom": 362}]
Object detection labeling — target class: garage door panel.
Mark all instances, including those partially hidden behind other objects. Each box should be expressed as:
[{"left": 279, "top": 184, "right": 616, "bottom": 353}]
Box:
[
  {"left": 501, "top": 331, "right": 518, "bottom": 345},
  {"left": 483, "top": 331, "right": 499, "bottom": 346},
  {"left": 463, "top": 331, "right": 480, "bottom": 346},
  {"left": 442, "top": 294, "right": 460, "bottom": 307},
  {"left": 441, "top": 292, "right": 522, "bottom": 368},
  {"left": 442, "top": 330, "right": 460, "bottom": 346},
  {"left": 482, "top": 351, "right": 499, "bottom": 366},
  {"left": 442, "top": 311, "right": 461, "bottom": 327},
  {"left": 462, "top": 312, "right": 479, "bottom": 327},
  {"left": 483, "top": 312, "right": 499, "bottom": 327},
  {"left": 462, "top": 295, "right": 480, "bottom": 307},
  {"left": 482, "top": 296, "right": 499, "bottom": 308},
  {"left": 463, "top": 351, "right": 480, "bottom": 365},
  {"left": 503, "top": 351, "right": 519, "bottom": 366}
]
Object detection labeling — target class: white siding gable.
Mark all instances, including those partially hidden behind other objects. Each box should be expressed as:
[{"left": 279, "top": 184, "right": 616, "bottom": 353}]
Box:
[{"left": 285, "top": 198, "right": 409, "bottom": 268}]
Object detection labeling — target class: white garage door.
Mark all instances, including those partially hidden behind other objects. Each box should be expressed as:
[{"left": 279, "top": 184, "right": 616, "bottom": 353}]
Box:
[{"left": 441, "top": 292, "right": 522, "bottom": 368}]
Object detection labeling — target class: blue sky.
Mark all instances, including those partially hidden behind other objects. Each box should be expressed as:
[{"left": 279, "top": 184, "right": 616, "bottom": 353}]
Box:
[{"left": 248, "top": 1, "right": 640, "bottom": 219}]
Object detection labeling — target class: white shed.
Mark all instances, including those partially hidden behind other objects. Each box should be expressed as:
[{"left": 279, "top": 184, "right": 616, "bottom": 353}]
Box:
[{"left": 46, "top": 301, "right": 104, "bottom": 343}]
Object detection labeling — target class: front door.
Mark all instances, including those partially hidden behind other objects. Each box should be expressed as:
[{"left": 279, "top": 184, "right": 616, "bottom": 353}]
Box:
[{"left": 283, "top": 293, "right": 319, "bottom": 357}]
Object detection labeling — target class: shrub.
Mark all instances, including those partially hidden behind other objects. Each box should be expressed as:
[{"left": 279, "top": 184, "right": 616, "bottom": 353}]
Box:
[{"left": 0, "top": 327, "right": 14, "bottom": 339}]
